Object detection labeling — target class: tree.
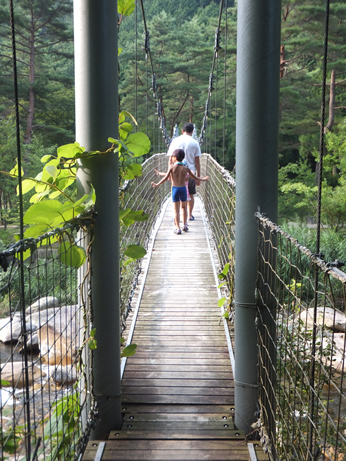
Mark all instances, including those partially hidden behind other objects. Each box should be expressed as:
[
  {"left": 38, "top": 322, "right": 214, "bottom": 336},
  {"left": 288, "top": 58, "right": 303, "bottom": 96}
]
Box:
[{"left": 0, "top": 0, "right": 74, "bottom": 144}]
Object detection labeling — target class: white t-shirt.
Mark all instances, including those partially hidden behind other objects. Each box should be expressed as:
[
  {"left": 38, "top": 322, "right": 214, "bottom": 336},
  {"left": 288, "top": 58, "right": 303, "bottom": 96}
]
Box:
[{"left": 167, "top": 134, "right": 201, "bottom": 172}]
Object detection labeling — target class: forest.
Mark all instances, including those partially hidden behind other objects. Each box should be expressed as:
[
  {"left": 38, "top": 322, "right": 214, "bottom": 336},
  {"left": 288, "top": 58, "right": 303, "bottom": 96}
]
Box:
[{"left": 0, "top": 0, "right": 346, "bottom": 243}]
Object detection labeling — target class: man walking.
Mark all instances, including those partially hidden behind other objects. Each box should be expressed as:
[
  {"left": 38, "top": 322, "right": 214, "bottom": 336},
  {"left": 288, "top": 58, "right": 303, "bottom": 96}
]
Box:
[{"left": 167, "top": 122, "right": 201, "bottom": 221}]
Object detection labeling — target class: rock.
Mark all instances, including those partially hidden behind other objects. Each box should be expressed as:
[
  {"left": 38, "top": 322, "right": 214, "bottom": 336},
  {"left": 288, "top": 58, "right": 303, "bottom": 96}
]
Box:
[
  {"left": 51, "top": 365, "right": 77, "bottom": 385},
  {"left": 0, "top": 315, "right": 23, "bottom": 343},
  {"left": 34, "top": 305, "right": 81, "bottom": 366},
  {"left": 26, "top": 296, "right": 59, "bottom": 314},
  {"left": 27, "top": 304, "right": 78, "bottom": 331},
  {"left": 325, "top": 332, "right": 346, "bottom": 373},
  {"left": 1, "top": 362, "right": 46, "bottom": 388},
  {"left": 299, "top": 307, "right": 346, "bottom": 332}
]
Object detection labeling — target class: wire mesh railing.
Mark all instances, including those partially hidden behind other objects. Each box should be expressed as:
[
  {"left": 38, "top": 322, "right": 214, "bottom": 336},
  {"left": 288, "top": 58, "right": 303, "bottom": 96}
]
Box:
[
  {"left": 198, "top": 154, "right": 236, "bottom": 304},
  {"left": 119, "top": 153, "right": 170, "bottom": 331},
  {"left": 256, "top": 212, "right": 346, "bottom": 461},
  {"left": 0, "top": 221, "right": 94, "bottom": 461}
]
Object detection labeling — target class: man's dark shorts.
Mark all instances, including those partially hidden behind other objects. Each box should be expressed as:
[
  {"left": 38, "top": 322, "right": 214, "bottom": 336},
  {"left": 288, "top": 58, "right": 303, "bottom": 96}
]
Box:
[{"left": 188, "top": 177, "right": 196, "bottom": 195}]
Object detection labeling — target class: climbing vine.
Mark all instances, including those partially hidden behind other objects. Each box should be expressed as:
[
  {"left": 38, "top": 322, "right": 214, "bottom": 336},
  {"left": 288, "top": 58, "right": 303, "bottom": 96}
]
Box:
[{"left": 3, "top": 110, "right": 150, "bottom": 267}]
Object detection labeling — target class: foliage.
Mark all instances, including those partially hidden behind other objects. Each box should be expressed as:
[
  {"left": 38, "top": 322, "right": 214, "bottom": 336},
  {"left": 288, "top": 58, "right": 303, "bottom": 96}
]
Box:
[{"left": 42, "top": 394, "right": 80, "bottom": 461}]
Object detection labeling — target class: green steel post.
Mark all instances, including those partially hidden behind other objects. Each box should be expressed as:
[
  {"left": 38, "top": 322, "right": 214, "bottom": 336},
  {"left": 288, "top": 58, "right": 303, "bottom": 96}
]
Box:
[
  {"left": 234, "top": 0, "right": 281, "bottom": 433},
  {"left": 74, "top": 0, "right": 121, "bottom": 438}
]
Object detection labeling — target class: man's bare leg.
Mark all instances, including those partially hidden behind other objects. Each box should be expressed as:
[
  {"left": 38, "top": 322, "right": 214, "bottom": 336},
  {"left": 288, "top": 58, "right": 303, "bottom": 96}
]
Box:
[
  {"left": 188, "top": 194, "right": 195, "bottom": 219},
  {"left": 173, "top": 202, "right": 181, "bottom": 230}
]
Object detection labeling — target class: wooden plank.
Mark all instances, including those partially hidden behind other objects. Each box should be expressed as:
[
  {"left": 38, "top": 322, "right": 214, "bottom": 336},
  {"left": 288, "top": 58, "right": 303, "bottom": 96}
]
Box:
[
  {"left": 108, "top": 429, "right": 243, "bottom": 439},
  {"left": 125, "top": 364, "right": 232, "bottom": 372},
  {"left": 122, "top": 413, "right": 234, "bottom": 422},
  {"left": 120, "top": 404, "right": 235, "bottom": 413},
  {"left": 123, "top": 371, "right": 233, "bottom": 379},
  {"left": 126, "top": 351, "right": 231, "bottom": 362},
  {"left": 122, "top": 379, "right": 233, "bottom": 388},
  {"left": 122, "top": 387, "right": 233, "bottom": 396},
  {"left": 121, "top": 395, "right": 234, "bottom": 404}
]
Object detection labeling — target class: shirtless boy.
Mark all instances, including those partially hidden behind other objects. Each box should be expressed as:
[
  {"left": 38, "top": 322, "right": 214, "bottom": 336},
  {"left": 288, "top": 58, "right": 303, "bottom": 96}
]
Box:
[{"left": 152, "top": 149, "right": 209, "bottom": 235}]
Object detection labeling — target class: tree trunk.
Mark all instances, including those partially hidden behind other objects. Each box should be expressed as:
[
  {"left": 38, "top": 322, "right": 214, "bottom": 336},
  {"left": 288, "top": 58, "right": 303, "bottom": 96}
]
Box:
[
  {"left": 25, "top": 11, "right": 35, "bottom": 144},
  {"left": 324, "top": 69, "right": 335, "bottom": 133},
  {"left": 189, "top": 96, "right": 194, "bottom": 123}
]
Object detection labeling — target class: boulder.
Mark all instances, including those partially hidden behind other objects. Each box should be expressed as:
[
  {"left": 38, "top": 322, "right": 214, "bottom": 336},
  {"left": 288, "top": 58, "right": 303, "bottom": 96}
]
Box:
[
  {"left": 299, "top": 307, "right": 346, "bottom": 332},
  {"left": 26, "top": 296, "right": 59, "bottom": 314},
  {"left": 35, "top": 305, "right": 81, "bottom": 366},
  {"left": 0, "top": 315, "right": 23, "bottom": 343},
  {"left": 1, "top": 362, "right": 46, "bottom": 388},
  {"left": 325, "top": 332, "right": 346, "bottom": 374},
  {"left": 51, "top": 365, "right": 77, "bottom": 385}
]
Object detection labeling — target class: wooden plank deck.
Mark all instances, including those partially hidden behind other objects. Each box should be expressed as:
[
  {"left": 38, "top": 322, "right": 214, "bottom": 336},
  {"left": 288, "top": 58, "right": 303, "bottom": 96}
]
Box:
[{"left": 83, "top": 199, "right": 268, "bottom": 461}]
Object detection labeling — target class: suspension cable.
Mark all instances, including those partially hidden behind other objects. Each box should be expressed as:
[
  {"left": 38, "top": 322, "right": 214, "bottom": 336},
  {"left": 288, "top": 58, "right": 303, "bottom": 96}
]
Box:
[
  {"left": 138, "top": 0, "right": 171, "bottom": 147},
  {"left": 214, "top": 57, "right": 218, "bottom": 160},
  {"left": 135, "top": 0, "right": 138, "bottom": 132},
  {"left": 198, "top": 0, "right": 223, "bottom": 146},
  {"left": 9, "top": 0, "right": 32, "bottom": 458},
  {"left": 223, "top": 0, "right": 228, "bottom": 167},
  {"left": 309, "top": 1, "right": 330, "bottom": 459}
]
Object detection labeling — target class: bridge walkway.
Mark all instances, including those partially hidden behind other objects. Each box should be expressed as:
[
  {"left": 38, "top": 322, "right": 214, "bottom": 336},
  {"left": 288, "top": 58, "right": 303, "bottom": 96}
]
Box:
[{"left": 83, "top": 198, "right": 267, "bottom": 460}]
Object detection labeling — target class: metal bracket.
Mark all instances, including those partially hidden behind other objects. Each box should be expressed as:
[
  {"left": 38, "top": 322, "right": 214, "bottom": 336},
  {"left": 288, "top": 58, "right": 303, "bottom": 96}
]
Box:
[{"left": 94, "top": 442, "right": 106, "bottom": 461}]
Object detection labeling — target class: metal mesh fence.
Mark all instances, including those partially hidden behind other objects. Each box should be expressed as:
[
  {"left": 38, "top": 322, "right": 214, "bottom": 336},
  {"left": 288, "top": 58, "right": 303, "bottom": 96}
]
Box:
[
  {"left": 0, "top": 222, "right": 94, "bottom": 461},
  {"left": 256, "top": 213, "right": 346, "bottom": 461},
  {"left": 119, "top": 153, "right": 171, "bottom": 331},
  {"left": 198, "top": 154, "right": 236, "bottom": 303}
]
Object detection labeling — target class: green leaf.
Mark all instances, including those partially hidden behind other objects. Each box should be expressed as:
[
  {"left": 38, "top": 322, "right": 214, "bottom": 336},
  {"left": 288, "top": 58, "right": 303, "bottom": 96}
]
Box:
[
  {"left": 118, "top": 47, "right": 123, "bottom": 56},
  {"left": 90, "top": 328, "right": 96, "bottom": 338},
  {"left": 121, "top": 344, "right": 137, "bottom": 357},
  {"left": 118, "top": 0, "right": 136, "bottom": 16},
  {"left": 223, "top": 311, "right": 229, "bottom": 319},
  {"left": 57, "top": 142, "right": 84, "bottom": 159},
  {"left": 17, "top": 178, "right": 36, "bottom": 195},
  {"left": 9, "top": 164, "right": 24, "bottom": 177},
  {"left": 24, "top": 224, "right": 49, "bottom": 239},
  {"left": 120, "top": 122, "right": 133, "bottom": 133},
  {"left": 218, "top": 297, "right": 226, "bottom": 308},
  {"left": 218, "top": 263, "right": 230, "bottom": 280},
  {"left": 58, "top": 242, "right": 87, "bottom": 268},
  {"left": 1, "top": 379, "right": 10, "bottom": 386},
  {"left": 123, "top": 257, "right": 134, "bottom": 266},
  {"left": 120, "top": 110, "right": 137, "bottom": 125},
  {"left": 121, "top": 337, "right": 125, "bottom": 344},
  {"left": 217, "top": 281, "right": 227, "bottom": 289},
  {"left": 45, "top": 165, "right": 58, "bottom": 181},
  {"left": 124, "top": 244, "right": 146, "bottom": 260},
  {"left": 41, "top": 154, "right": 53, "bottom": 163},
  {"left": 125, "top": 132, "right": 151, "bottom": 157},
  {"left": 123, "top": 163, "right": 142, "bottom": 180},
  {"left": 88, "top": 339, "right": 97, "bottom": 350}
]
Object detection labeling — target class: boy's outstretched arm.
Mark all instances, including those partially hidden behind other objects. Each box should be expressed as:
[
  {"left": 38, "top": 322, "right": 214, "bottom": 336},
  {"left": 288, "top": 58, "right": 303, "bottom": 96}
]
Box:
[
  {"left": 154, "top": 169, "right": 166, "bottom": 177},
  {"left": 152, "top": 167, "right": 172, "bottom": 188},
  {"left": 187, "top": 168, "right": 209, "bottom": 182}
]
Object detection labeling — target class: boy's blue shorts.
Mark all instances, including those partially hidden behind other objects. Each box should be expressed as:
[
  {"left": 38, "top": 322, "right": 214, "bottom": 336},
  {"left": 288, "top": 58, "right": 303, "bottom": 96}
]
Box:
[{"left": 172, "top": 186, "right": 187, "bottom": 203}]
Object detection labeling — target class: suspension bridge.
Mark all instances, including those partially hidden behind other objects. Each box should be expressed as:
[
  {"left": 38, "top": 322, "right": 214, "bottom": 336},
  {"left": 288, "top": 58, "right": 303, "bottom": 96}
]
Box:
[{"left": 1, "top": 0, "right": 345, "bottom": 460}]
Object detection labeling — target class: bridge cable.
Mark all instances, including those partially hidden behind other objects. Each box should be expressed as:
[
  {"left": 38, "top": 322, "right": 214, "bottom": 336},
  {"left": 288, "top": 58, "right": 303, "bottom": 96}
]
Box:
[
  {"left": 138, "top": 0, "right": 171, "bottom": 147},
  {"left": 8, "top": 0, "right": 32, "bottom": 458},
  {"left": 214, "top": 56, "right": 218, "bottom": 160},
  {"left": 309, "top": 0, "right": 330, "bottom": 459},
  {"left": 197, "top": 0, "right": 223, "bottom": 146},
  {"left": 222, "top": 0, "right": 228, "bottom": 167}
]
